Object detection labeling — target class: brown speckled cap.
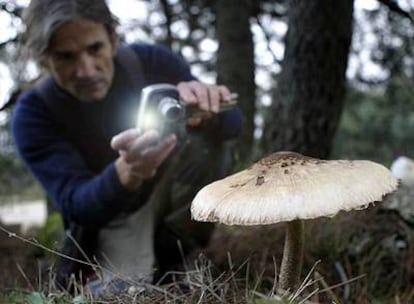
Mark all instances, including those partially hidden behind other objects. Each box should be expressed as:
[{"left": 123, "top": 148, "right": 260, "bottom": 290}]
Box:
[{"left": 191, "top": 151, "right": 399, "bottom": 225}]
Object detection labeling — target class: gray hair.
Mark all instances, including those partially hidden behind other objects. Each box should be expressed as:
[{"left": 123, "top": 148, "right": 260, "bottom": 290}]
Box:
[{"left": 22, "top": 0, "right": 119, "bottom": 62}]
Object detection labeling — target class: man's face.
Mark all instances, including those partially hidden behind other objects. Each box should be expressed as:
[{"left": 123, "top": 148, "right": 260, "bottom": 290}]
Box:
[{"left": 45, "top": 20, "right": 116, "bottom": 102}]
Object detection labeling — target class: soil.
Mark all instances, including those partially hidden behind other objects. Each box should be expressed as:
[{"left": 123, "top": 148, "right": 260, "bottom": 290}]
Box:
[{"left": 0, "top": 225, "right": 40, "bottom": 292}]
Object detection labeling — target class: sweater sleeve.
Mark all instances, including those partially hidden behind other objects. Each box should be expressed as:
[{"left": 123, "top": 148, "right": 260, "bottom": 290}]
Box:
[{"left": 12, "top": 90, "right": 138, "bottom": 227}]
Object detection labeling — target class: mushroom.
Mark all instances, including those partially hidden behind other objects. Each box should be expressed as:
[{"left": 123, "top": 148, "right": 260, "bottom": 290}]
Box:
[
  {"left": 391, "top": 155, "right": 414, "bottom": 187},
  {"left": 191, "top": 151, "right": 399, "bottom": 291}
]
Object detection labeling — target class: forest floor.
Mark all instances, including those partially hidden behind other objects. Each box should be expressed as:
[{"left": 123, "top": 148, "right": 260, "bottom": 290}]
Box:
[
  {"left": 0, "top": 189, "right": 413, "bottom": 303},
  {"left": 0, "top": 225, "right": 40, "bottom": 291}
]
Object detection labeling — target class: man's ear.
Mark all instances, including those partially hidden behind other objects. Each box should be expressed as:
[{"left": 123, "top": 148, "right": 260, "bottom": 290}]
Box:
[
  {"left": 108, "top": 29, "right": 118, "bottom": 55},
  {"left": 38, "top": 56, "right": 50, "bottom": 71}
]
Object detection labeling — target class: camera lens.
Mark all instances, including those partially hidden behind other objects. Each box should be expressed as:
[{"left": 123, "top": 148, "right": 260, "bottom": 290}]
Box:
[{"left": 159, "top": 97, "right": 183, "bottom": 122}]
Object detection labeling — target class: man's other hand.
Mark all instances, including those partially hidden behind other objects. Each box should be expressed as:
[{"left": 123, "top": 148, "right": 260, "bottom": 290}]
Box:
[
  {"left": 177, "top": 81, "right": 232, "bottom": 127},
  {"left": 111, "top": 129, "right": 177, "bottom": 190}
]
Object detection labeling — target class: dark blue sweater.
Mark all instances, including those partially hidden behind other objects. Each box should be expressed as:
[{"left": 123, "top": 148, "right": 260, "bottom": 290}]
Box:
[{"left": 12, "top": 43, "right": 242, "bottom": 227}]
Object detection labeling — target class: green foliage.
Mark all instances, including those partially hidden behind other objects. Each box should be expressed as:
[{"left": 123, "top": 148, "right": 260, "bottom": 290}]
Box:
[
  {"left": 25, "top": 292, "right": 52, "bottom": 304},
  {"left": 253, "top": 300, "right": 286, "bottom": 304},
  {"left": 0, "top": 291, "right": 25, "bottom": 304},
  {"left": 0, "top": 153, "right": 26, "bottom": 176},
  {"left": 1, "top": 291, "right": 86, "bottom": 304},
  {"left": 333, "top": 75, "right": 414, "bottom": 163},
  {"left": 25, "top": 292, "right": 86, "bottom": 304},
  {"left": 37, "top": 212, "right": 65, "bottom": 256},
  {"left": 0, "top": 153, "right": 43, "bottom": 201},
  {"left": 72, "top": 295, "right": 88, "bottom": 304}
]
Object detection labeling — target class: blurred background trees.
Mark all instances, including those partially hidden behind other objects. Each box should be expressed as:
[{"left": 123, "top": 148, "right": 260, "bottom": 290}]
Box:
[{"left": 0, "top": 0, "right": 413, "bottom": 195}]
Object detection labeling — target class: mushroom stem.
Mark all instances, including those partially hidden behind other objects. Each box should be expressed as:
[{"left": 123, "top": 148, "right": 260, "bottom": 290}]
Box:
[{"left": 279, "top": 219, "right": 305, "bottom": 291}]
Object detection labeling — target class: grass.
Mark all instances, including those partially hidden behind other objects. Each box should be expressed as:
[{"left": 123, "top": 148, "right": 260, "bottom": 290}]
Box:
[
  {"left": 0, "top": 186, "right": 413, "bottom": 303},
  {"left": 0, "top": 254, "right": 338, "bottom": 304},
  {"left": 0, "top": 222, "right": 346, "bottom": 303}
]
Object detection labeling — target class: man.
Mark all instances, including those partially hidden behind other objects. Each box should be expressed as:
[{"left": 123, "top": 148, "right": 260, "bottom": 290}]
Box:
[{"left": 12, "top": 0, "right": 242, "bottom": 293}]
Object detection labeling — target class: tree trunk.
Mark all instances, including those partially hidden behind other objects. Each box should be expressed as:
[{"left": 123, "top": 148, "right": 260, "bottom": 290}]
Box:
[
  {"left": 263, "top": 0, "right": 354, "bottom": 159},
  {"left": 216, "top": 0, "right": 256, "bottom": 164}
]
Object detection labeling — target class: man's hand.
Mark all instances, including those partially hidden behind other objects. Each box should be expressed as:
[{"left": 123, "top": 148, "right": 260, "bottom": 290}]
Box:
[
  {"left": 177, "top": 81, "right": 233, "bottom": 126},
  {"left": 111, "top": 129, "right": 177, "bottom": 191}
]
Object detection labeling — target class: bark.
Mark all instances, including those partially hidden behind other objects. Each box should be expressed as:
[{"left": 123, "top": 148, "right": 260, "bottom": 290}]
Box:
[
  {"left": 216, "top": 0, "right": 256, "bottom": 163},
  {"left": 263, "top": 0, "right": 354, "bottom": 159},
  {"left": 159, "top": 0, "right": 174, "bottom": 49}
]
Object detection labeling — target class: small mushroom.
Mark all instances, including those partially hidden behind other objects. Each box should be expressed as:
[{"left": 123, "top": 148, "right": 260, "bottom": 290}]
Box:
[
  {"left": 391, "top": 155, "right": 414, "bottom": 187},
  {"left": 191, "top": 151, "right": 399, "bottom": 291}
]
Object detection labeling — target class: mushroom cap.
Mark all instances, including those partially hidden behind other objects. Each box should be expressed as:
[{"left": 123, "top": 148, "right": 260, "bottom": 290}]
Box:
[
  {"left": 390, "top": 156, "right": 414, "bottom": 187},
  {"left": 191, "top": 151, "right": 399, "bottom": 225}
]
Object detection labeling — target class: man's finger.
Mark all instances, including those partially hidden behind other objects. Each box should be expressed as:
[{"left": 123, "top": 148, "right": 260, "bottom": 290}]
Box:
[
  {"left": 177, "top": 82, "right": 197, "bottom": 104},
  {"left": 190, "top": 82, "right": 210, "bottom": 112},
  {"left": 140, "top": 134, "right": 177, "bottom": 163},
  {"left": 122, "top": 130, "right": 160, "bottom": 163},
  {"left": 128, "top": 134, "right": 177, "bottom": 179},
  {"left": 207, "top": 86, "right": 220, "bottom": 113},
  {"left": 218, "top": 85, "right": 232, "bottom": 102},
  {"left": 178, "top": 81, "right": 212, "bottom": 112},
  {"left": 111, "top": 128, "right": 140, "bottom": 150}
]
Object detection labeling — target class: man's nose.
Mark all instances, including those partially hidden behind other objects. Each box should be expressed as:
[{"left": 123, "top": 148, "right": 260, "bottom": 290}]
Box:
[{"left": 75, "top": 54, "right": 96, "bottom": 78}]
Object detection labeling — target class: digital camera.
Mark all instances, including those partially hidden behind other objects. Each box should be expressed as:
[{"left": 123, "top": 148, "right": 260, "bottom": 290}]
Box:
[{"left": 136, "top": 83, "right": 237, "bottom": 140}]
